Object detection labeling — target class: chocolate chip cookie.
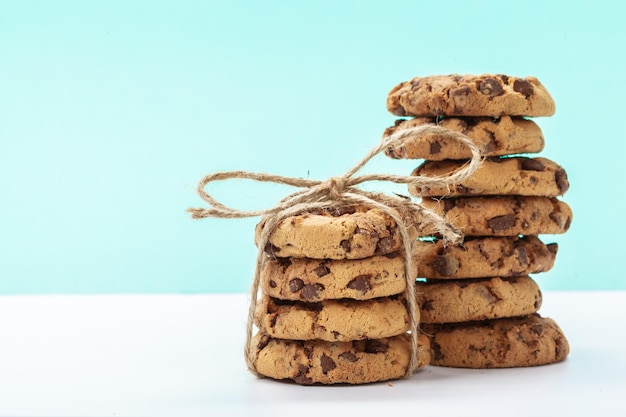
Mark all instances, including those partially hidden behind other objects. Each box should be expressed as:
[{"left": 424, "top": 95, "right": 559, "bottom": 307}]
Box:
[
  {"left": 387, "top": 74, "right": 555, "bottom": 117},
  {"left": 384, "top": 116, "right": 545, "bottom": 160},
  {"left": 255, "top": 295, "right": 410, "bottom": 341},
  {"left": 255, "top": 206, "right": 403, "bottom": 260},
  {"left": 422, "top": 196, "right": 572, "bottom": 236},
  {"left": 253, "top": 333, "right": 430, "bottom": 384},
  {"left": 423, "top": 314, "right": 569, "bottom": 368},
  {"left": 411, "top": 157, "right": 569, "bottom": 198},
  {"left": 414, "top": 236, "right": 557, "bottom": 279},
  {"left": 417, "top": 276, "right": 542, "bottom": 324},
  {"left": 261, "top": 253, "right": 406, "bottom": 301}
]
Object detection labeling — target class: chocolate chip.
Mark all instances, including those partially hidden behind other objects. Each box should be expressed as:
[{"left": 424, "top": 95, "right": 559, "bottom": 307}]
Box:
[
  {"left": 269, "top": 280, "right": 277, "bottom": 288},
  {"left": 519, "top": 158, "right": 545, "bottom": 171},
  {"left": 530, "top": 324, "right": 543, "bottom": 335},
  {"left": 340, "top": 239, "right": 351, "bottom": 253},
  {"left": 294, "top": 364, "right": 313, "bottom": 385},
  {"left": 497, "top": 74, "right": 510, "bottom": 84},
  {"left": 430, "top": 141, "right": 442, "bottom": 154},
  {"left": 451, "top": 85, "right": 471, "bottom": 96},
  {"left": 432, "top": 255, "right": 460, "bottom": 277},
  {"left": 431, "top": 340, "right": 444, "bottom": 361},
  {"left": 547, "top": 243, "right": 558, "bottom": 255},
  {"left": 479, "top": 78, "right": 504, "bottom": 97},
  {"left": 320, "top": 354, "right": 336, "bottom": 374},
  {"left": 393, "top": 106, "right": 407, "bottom": 116},
  {"left": 347, "top": 275, "right": 372, "bottom": 294},
  {"left": 487, "top": 214, "right": 516, "bottom": 232},
  {"left": 376, "top": 237, "right": 394, "bottom": 254},
  {"left": 443, "top": 198, "right": 456, "bottom": 211},
  {"left": 313, "top": 263, "right": 330, "bottom": 277},
  {"left": 484, "top": 139, "right": 497, "bottom": 154},
  {"left": 256, "top": 336, "right": 270, "bottom": 350},
  {"left": 339, "top": 351, "right": 358, "bottom": 362},
  {"left": 364, "top": 340, "right": 388, "bottom": 353},
  {"left": 301, "top": 284, "right": 324, "bottom": 300},
  {"left": 563, "top": 217, "right": 571, "bottom": 231},
  {"left": 289, "top": 278, "right": 304, "bottom": 293},
  {"left": 476, "top": 285, "right": 498, "bottom": 304},
  {"left": 555, "top": 168, "right": 569, "bottom": 194},
  {"left": 513, "top": 79, "right": 534, "bottom": 97},
  {"left": 515, "top": 245, "right": 529, "bottom": 266},
  {"left": 534, "top": 290, "right": 543, "bottom": 309},
  {"left": 331, "top": 206, "right": 357, "bottom": 216}
]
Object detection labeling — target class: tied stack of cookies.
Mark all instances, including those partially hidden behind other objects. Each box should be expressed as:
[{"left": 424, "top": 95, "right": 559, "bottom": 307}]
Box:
[
  {"left": 384, "top": 74, "right": 571, "bottom": 368},
  {"left": 251, "top": 206, "right": 431, "bottom": 384}
]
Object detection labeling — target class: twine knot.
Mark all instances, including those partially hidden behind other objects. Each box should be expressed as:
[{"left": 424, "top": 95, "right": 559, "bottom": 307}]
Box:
[
  {"left": 326, "top": 176, "right": 346, "bottom": 200},
  {"left": 188, "top": 124, "right": 483, "bottom": 379}
]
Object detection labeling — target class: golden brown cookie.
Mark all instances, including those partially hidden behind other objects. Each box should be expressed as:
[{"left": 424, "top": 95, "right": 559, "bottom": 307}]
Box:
[
  {"left": 423, "top": 314, "right": 569, "bottom": 368},
  {"left": 255, "top": 296, "right": 410, "bottom": 341},
  {"left": 413, "top": 236, "right": 557, "bottom": 279},
  {"left": 384, "top": 116, "right": 545, "bottom": 160},
  {"left": 417, "top": 276, "right": 542, "bottom": 324},
  {"left": 260, "top": 253, "right": 406, "bottom": 301},
  {"left": 410, "top": 157, "right": 569, "bottom": 197},
  {"left": 422, "top": 196, "right": 572, "bottom": 236},
  {"left": 255, "top": 206, "right": 403, "bottom": 260},
  {"left": 253, "top": 333, "right": 431, "bottom": 385},
  {"left": 387, "top": 74, "right": 555, "bottom": 117}
]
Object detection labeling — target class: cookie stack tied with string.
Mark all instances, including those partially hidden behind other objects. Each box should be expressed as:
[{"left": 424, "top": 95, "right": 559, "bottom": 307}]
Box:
[
  {"left": 384, "top": 74, "right": 571, "bottom": 368},
  {"left": 251, "top": 206, "right": 431, "bottom": 384}
]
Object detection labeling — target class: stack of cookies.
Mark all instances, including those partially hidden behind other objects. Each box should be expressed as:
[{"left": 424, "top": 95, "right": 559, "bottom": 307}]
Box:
[
  {"left": 251, "top": 206, "right": 430, "bottom": 384},
  {"left": 383, "top": 74, "right": 571, "bottom": 368}
]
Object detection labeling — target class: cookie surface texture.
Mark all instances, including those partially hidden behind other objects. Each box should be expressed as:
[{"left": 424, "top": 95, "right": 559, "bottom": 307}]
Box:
[
  {"left": 423, "top": 314, "right": 569, "bottom": 368},
  {"left": 253, "top": 333, "right": 430, "bottom": 385},
  {"left": 255, "top": 206, "right": 402, "bottom": 259},
  {"left": 387, "top": 74, "right": 556, "bottom": 117},
  {"left": 417, "top": 276, "right": 542, "bottom": 324},
  {"left": 411, "top": 157, "right": 569, "bottom": 197},
  {"left": 422, "top": 196, "right": 572, "bottom": 236},
  {"left": 413, "top": 236, "right": 557, "bottom": 279},
  {"left": 255, "top": 296, "right": 410, "bottom": 341},
  {"left": 260, "top": 253, "right": 406, "bottom": 301},
  {"left": 384, "top": 116, "right": 545, "bottom": 160}
]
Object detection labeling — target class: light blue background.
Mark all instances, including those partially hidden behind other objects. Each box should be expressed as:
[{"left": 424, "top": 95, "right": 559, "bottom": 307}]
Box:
[{"left": 1, "top": 0, "right": 624, "bottom": 294}]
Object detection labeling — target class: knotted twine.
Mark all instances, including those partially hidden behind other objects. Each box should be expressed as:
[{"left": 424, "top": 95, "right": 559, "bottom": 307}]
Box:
[{"left": 188, "top": 125, "right": 482, "bottom": 378}]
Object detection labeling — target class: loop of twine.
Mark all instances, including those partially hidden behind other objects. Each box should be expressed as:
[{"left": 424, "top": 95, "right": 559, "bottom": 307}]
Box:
[{"left": 188, "top": 124, "right": 483, "bottom": 379}]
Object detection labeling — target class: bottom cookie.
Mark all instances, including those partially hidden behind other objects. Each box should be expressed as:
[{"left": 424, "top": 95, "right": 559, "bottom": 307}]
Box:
[
  {"left": 423, "top": 314, "right": 569, "bottom": 368},
  {"left": 253, "top": 333, "right": 431, "bottom": 385}
]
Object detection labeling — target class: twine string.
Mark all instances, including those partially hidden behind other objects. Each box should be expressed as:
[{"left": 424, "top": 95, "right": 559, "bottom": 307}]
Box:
[{"left": 188, "top": 125, "right": 483, "bottom": 378}]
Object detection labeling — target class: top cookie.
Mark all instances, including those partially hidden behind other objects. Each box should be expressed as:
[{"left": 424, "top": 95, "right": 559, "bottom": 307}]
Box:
[
  {"left": 255, "top": 206, "right": 403, "bottom": 260},
  {"left": 387, "top": 74, "right": 555, "bottom": 117}
]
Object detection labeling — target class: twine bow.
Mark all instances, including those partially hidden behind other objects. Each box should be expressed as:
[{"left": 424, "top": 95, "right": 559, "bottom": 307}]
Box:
[{"left": 188, "top": 125, "right": 482, "bottom": 378}]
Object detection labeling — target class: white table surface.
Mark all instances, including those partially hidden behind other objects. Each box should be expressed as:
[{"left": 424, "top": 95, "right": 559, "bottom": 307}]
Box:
[{"left": 0, "top": 291, "right": 624, "bottom": 417}]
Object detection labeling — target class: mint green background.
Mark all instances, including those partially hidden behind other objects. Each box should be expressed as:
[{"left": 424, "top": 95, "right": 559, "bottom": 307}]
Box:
[{"left": 1, "top": 0, "right": 624, "bottom": 294}]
